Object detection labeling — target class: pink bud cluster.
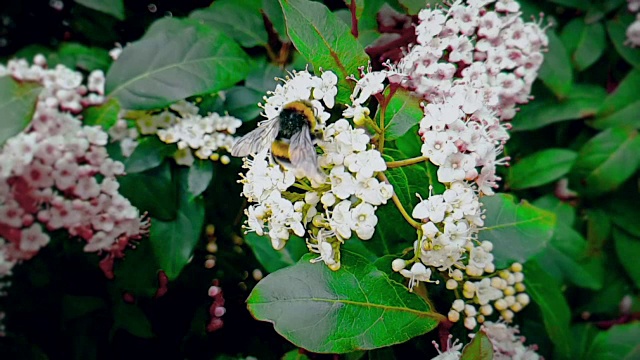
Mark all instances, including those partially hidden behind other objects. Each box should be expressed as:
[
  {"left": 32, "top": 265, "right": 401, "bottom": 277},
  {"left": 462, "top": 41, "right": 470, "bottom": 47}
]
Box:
[
  {"left": 0, "top": 56, "right": 148, "bottom": 279},
  {"left": 207, "top": 280, "right": 225, "bottom": 332}
]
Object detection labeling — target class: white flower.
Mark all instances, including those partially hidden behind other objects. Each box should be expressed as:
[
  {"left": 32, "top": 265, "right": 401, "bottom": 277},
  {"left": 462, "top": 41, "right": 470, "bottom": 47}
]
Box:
[
  {"left": 412, "top": 194, "right": 447, "bottom": 223},
  {"left": 312, "top": 71, "right": 338, "bottom": 108},
  {"left": 343, "top": 150, "right": 386, "bottom": 180},
  {"left": 351, "top": 68, "right": 386, "bottom": 105},
  {"left": 350, "top": 202, "right": 377, "bottom": 240},
  {"left": 400, "top": 262, "right": 434, "bottom": 291},
  {"left": 329, "top": 166, "right": 357, "bottom": 200},
  {"left": 308, "top": 229, "right": 337, "bottom": 267},
  {"left": 474, "top": 278, "right": 503, "bottom": 305},
  {"left": 329, "top": 200, "right": 353, "bottom": 240}
]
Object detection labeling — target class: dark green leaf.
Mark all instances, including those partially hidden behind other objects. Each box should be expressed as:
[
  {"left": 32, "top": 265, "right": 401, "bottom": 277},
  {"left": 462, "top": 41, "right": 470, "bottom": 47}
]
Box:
[
  {"left": 460, "top": 330, "right": 494, "bottom": 360},
  {"left": 585, "top": 323, "right": 640, "bottom": 360},
  {"left": 106, "top": 18, "right": 250, "bottom": 109},
  {"left": 538, "top": 31, "right": 573, "bottom": 98},
  {"left": 0, "top": 77, "right": 41, "bottom": 145},
  {"left": 508, "top": 149, "right": 577, "bottom": 190},
  {"left": 245, "top": 61, "right": 287, "bottom": 93},
  {"left": 369, "top": 201, "right": 417, "bottom": 257},
  {"left": 51, "top": 43, "right": 112, "bottom": 71},
  {"left": 570, "top": 324, "right": 599, "bottom": 360},
  {"left": 190, "top": 0, "right": 268, "bottom": 48},
  {"left": 245, "top": 233, "right": 308, "bottom": 273},
  {"left": 511, "top": 84, "right": 606, "bottom": 131},
  {"left": 384, "top": 89, "right": 423, "bottom": 140},
  {"left": 591, "top": 69, "right": 640, "bottom": 129},
  {"left": 62, "top": 295, "right": 107, "bottom": 321},
  {"left": 187, "top": 159, "right": 215, "bottom": 197},
  {"left": 607, "top": 13, "right": 640, "bottom": 69},
  {"left": 263, "top": 0, "right": 288, "bottom": 42},
  {"left": 560, "top": 18, "right": 606, "bottom": 71},
  {"left": 123, "top": 136, "right": 174, "bottom": 173},
  {"left": 282, "top": 350, "right": 310, "bottom": 360},
  {"left": 118, "top": 161, "right": 177, "bottom": 221},
  {"left": 113, "top": 302, "right": 153, "bottom": 338},
  {"left": 113, "top": 238, "right": 161, "bottom": 297},
  {"left": 279, "top": 0, "right": 369, "bottom": 104},
  {"left": 532, "top": 194, "right": 576, "bottom": 226},
  {"left": 82, "top": 98, "right": 120, "bottom": 130},
  {"left": 548, "top": 0, "right": 590, "bottom": 10},
  {"left": 149, "top": 168, "right": 205, "bottom": 280},
  {"left": 478, "top": 194, "right": 556, "bottom": 268},
  {"left": 602, "top": 183, "right": 640, "bottom": 237},
  {"left": 523, "top": 260, "right": 572, "bottom": 359},
  {"left": 247, "top": 250, "right": 441, "bottom": 353},
  {"left": 613, "top": 228, "right": 640, "bottom": 288},
  {"left": 382, "top": 154, "right": 412, "bottom": 212},
  {"left": 74, "top": 0, "right": 124, "bottom": 20},
  {"left": 569, "top": 127, "right": 640, "bottom": 197},
  {"left": 397, "top": 0, "right": 436, "bottom": 14},
  {"left": 224, "top": 86, "right": 263, "bottom": 120},
  {"left": 586, "top": 208, "right": 611, "bottom": 254}
]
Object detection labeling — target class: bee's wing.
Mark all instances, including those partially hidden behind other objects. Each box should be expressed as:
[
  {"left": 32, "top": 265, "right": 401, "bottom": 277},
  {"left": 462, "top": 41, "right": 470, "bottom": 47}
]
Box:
[
  {"left": 230, "top": 117, "right": 280, "bottom": 157},
  {"left": 289, "top": 124, "right": 325, "bottom": 183}
]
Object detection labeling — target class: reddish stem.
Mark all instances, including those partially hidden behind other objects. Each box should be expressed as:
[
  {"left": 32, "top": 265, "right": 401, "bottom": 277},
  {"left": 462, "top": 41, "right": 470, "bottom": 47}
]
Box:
[{"left": 350, "top": 0, "right": 359, "bottom": 38}]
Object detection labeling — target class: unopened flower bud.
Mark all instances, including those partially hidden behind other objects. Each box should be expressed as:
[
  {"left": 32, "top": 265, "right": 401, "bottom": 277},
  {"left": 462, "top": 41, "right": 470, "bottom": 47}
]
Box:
[
  {"left": 480, "top": 304, "right": 493, "bottom": 316},
  {"left": 392, "top": 259, "right": 407, "bottom": 272},
  {"left": 448, "top": 309, "right": 460, "bottom": 322},
  {"left": 510, "top": 262, "right": 523, "bottom": 272},
  {"left": 446, "top": 279, "right": 458, "bottom": 290},
  {"left": 464, "top": 316, "right": 477, "bottom": 330},
  {"left": 501, "top": 309, "right": 514, "bottom": 322},
  {"left": 452, "top": 299, "right": 465, "bottom": 312},
  {"left": 516, "top": 293, "right": 530, "bottom": 306}
]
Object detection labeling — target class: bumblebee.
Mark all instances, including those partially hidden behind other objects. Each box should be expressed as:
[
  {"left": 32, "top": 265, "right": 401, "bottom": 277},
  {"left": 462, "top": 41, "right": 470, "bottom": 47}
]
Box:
[{"left": 231, "top": 100, "right": 326, "bottom": 184}]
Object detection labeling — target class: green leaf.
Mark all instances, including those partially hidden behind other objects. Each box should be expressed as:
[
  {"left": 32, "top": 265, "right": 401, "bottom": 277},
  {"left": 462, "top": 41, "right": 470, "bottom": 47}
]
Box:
[
  {"left": 279, "top": 0, "right": 369, "bottom": 104},
  {"left": 478, "top": 194, "right": 556, "bottom": 268},
  {"left": 113, "top": 301, "right": 153, "bottom": 338},
  {"left": 245, "top": 61, "right": 287, "bottom": 93},
  {"left": 149, "top": 168, "right": 205, "bottom": 280},
  {"left": 247, "top": 250, "right": 441, "bottom": 353},
  {"left": 74, "top": 0, "right": 124, "bottom": 20},
  {"left": 0, "top": 77, "right": 42, "bottom": 146},
  {"left": 460, "top": 330, "right": 494, "bottom": 360},
  {"left": 82, "top": 98, "right": 120, "bottom": 130},
  {"left": 602, "top": 182, "right": 640, "bottom": 237},
  {"left": 548, "top": 0, "right": 590, "bottom": 10},
  {"left": 534, "top": 224, "right": 604, "bottom": 290},
  {"left": 52, "top": 43, "right": 112, "bottom": 71},
  {"left": 508, "top": 149, "right": 577, "bottom": 190},
  {"left": 570, "top": 324, "right": 600, "bottom": 360},
  {"left": 113, "top": 238, "right": 161, "bottom": 297},
  {"left": 384, "top": 89, "right": 423, "bottom": 140},
  {"left": 282, "top": 350, "right": 310, "bottom": 360},
  {"left": 397, "top": 0, "right": 438, "bottom": 14},
  {"left": 187, "top": 159, "right": 214, "bottom": 197},
  {"left": 106, "top": 18, "right": 251, "bottom": 109},
  {"left": 523, "top": 260, "right": 572, "bottom": 359},
  {"left": 613, "top": 228, "right": 640, "bottom": 289},
  {"left": 62, "top": 295, "right": 107, "bottom": 321},
  {"left": 123, "top": 136, "right": 174, "bottom": 173},
  {"left": 585, "top": 323, "right": 640, "bottom": 360},
  {"left": 586, "top": 208, "right": 611, "bottom": 254},
  {"left": 245, "top": 233, "right": 308, "bottom": 273},
  {"left": 532, "top": 194, "right": 576, "bottom": 226},
  {"left": 224, "top": 86, "right": 263, "bottom": 120},
  {"left": 569, "top": 127, "right": 640, "bottom": 197},
  {"left": 190, "top": 0, "right": 268, "bottom": 48},
  {"left": 118, "top": 161, "right": 177, "bottom": 221},
  {"left": 607, "top": 13, "right": 640, "bottom": 69},
  {"left": 560, "top": 18, "right": 606, "bottom": 71},
  {"left": 263, "top": 0, "right": 288, "bottom": 42},
  {"left": 382, "top": 154, "right": 412, "bottom": 212},
  {"left": 591, "top": 69, "right": 640, "bottom": 129},
  {"left": 538, "top": 31, "right": 573, "bottom": 98},
  {"left": 511, "top": 84, "right": 606, "bottom": 131}
]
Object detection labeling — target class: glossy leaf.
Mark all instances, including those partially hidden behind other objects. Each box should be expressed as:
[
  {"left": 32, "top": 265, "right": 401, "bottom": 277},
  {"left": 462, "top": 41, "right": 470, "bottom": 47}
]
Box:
[
  {"left": 592, "top": 69, "right": 640, "bottom": 129},
  {"left": 511, "top": 84, "right": 606, "bottom": 131},
  {"left": 384, "top": 88, "right": 423, "bottom": 140},
  {"left": 244, "top": 233, "right": 308, "bottom": 273},
  {"left": 82, "top": 98, "right": 120, "bottom": 130},
  {"left": 607, "top": 13, "right": 640, "bottom": 69},
  {"left": 106, "top": 18, "right": 250, "bottom": 109},
  {"left": 560, "top": 18, "right": 606, "bottom": 71},
  {"left": 508, "top": 149, "right": 578, "bottom": 190},
  {"left": 53, "top": 42, "right": 112, "bottom": 71},
  {"left": 532, "top": 194, "right": 576, "bottom": 226},
  {"left": 381, "top": 154, "right": 412, "bottom": 212},
  {"left": 262, "top": 0, "right": 288, "bottom": 42},
  {"left": 523, "top": 260, "right": 572, "bottom": 359},
  {"left": 538, "top": 31, "right": 573, "bottom": 98},
  {"left": 569, "top": 127, "right": 640, "bottom": 197},
  {"left": 478, "top": 194, "right": 556, "bottom": 268},
  {"left": 247, "top": 250, "right": 441, "bottom": 353},
  {"left": 460, "top": 331, "right": 494, "bottom": 360},
  {"left": 187, "top": 159, "right": 214, "bottom": 197},
  {"left": 74, "top": 0, "right": 125, "bottom": 20},
  {"left": 279, "top": 0, "right": 369, "bottom": 104},
  {"left": 224, "top": 86, "right": 263, "bottom": 120},
  {"left": 149, "top": 168, "right": 205, "bottom": 280},
  {"left": 0, "top": 77, "right": 42, "bottom": 146},
  {"left": 190, "top": 0, "right": 268, "bottom": 48},
  {"left": 117, "top": 161, "right": 177, "bottom": 221},
  {"left": 122, "top": 136, "right": 174, "bottom": 174},
  {"left": 585, "top": 323, "right": 640, "bottom": 360},
  {"left": 613, "top": 228, "right": 640, "bottom": 289}
]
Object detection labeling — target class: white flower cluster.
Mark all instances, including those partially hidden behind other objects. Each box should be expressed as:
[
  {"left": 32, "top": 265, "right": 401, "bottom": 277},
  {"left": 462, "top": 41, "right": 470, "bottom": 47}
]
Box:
[
  {"left": 240, "top": 69, "right": 392, "bottom": 270},
  {"left": 0, "top": 56, "right": 147, "bottom": 279},
  {"left": 626, "top": 0, "right": 640, "bottom": 47},
  {"left": 394, "top": 0, "right": 547, "bottom": 194}
]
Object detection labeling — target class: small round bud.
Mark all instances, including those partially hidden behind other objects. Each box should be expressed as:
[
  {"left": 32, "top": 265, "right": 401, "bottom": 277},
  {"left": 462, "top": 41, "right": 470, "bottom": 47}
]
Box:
[
  {"left": 516, "top": 293, "right": 530, "bottom": 306},
  {"left": 510, "top": 302, "right": 523, "bottom": 312},
  {"left": 494, "top": 299, "right": 508, "bottom": 311},
  {"left": 466, "top": 265, "right": 480, "bottom": 276},
  {"left": 392, "top": 259, "right": 407, "bottom": 272},
  {"left": 252, "top": 269, "right": 263, "bottom": 281},
  {"left": 208, "top": 285, "right": 221, "bottom": 297},
  {"left": 452, "top": 299, "right": 465, "bottom": 312},
  {"left": 464, "top": 316, "right": 477, "bottom": 330},
  {"left": 514, "top": 272, "right": 524, "bottom": 283},
  {"left": 491, "top": 277, "right": 504, "bottom": 289},
  {"left": 448, "top": 310, "right": 460, "bottom": 322},
  {"left": 452, "top": 269, "right": 464, "bottom": 281},
  {"left": 481, "top": 241, "right": 493, "bottom": 252},
  {"left": 205, "top": 224, "right": 215, "bottom": 236},
  {"left": 484, "top": 263, "right": 495, "bottom": 274},
  {"left": 480, "top": 304, "right": 493, "bottom": 316},
  {"left": 499, "top": 270, "right": 510, "bottom": 280},
  {"left": 463, "top": 290, "right": 475, "bottom": 299},
  {"left": 329, "top": 262, "right": 341, "bottom": 271},
  {"left": 210, "top": 153, "right": 220, "bottom": 161},
  {"left": 204, "top": 258, "right": 216, "bottom": 269},
  {"left": 221, "top": 155, "right": 230, "bottom": 165},
  {"left": 213, "top": 306, "right": 226, "bottom": 317},
  {"left": 305, "top": 192, "right": 320, "bottom": 204},
  {"left": 501, "top": 309, "right": 514, "bottom": 322},
  {"left": 206, "top": 242, "right": 218, "bottom": 253},
  {"left": 506, "top": 273, "right": 516, "bottom": 285},
  {"left": 464, "top": 304, "right": 477, "bottom": 317},
  {"left": 477, "top": 314, "right": 485, "bottom": 323},
  {"left": 446, "top": 279, "right": 458, "bottom": 290},
  {"left": 504, "top": 286, "right": 516, "bottom": 296},
  {"left": 463, "top": 281, "right": 476, "bottom": 292},
  {"left": 510, "top": 262, "right": 523, "bottom": 272},
  {"left": 515, "top": 283, "right": 526, "bottom": 292},
  {"left": 505, "top": 295, "right": 516, "bottom": 306}
]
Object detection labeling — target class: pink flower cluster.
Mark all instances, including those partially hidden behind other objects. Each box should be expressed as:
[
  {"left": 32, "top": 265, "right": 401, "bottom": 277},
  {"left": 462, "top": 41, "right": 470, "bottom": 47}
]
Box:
[
  {"left": 0, "top": 56, "right": 147, "bottom": 279},
  {"left": 206, "top": 280, "right": 225, "bottom": 332}
]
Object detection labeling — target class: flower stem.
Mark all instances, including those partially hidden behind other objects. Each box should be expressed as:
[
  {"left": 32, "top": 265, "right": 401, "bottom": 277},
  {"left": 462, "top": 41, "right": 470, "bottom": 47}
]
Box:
[
  {"left": 386, "top": 156, "right": 429, "bottom": 168},
  {"left": 377, "top": 172, "right": 422, "bottom": 230}
]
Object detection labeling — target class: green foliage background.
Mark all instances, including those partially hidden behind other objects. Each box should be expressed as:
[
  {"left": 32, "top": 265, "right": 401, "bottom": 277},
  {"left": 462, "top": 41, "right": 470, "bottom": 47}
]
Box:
[{"left": 1, "top": 0, "right": 640, "bottom": 359}]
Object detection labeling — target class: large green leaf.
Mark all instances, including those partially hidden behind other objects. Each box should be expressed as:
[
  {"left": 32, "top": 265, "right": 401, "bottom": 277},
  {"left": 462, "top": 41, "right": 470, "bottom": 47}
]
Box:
[
  {"left": 384, "top": 88, "right": 423, "bottom": 141},
  {"left": 113, "top": 236, "right": 162, "bottom": 297},
  {"left": 245, "top": 233, "right": 308, "bottom": 273},
  {"left": 585, "top": 323, "right": 640, "bottom": 360},
  {"left": 478, "top": 194, "right": 556, "bottom": 268},
  {"left": 112, "top": 301, "right": 153, "bottom": 338},
  {"left": 117, "top": 161, "right": 177, "bottom": 221},
  {"left": 508, "top": 149, "right": 578, "bottom": 190},
  {"left": 560, "top": 18, "right": 606, "bottom": 71},
  {"left": 532, "top": 194, "right": 576, "bottom": 226},
  {"left": 523, "top": 260, "right": 572, "bottom": 359},
  {"left": 613, "top": 228, "right": 640, "bottom": 289},
  {"left": 591, "top": 69, "right": 640, "bottom": 129},
  {"left": 538, "top": 31, "right": 573, "bottom": 98},
  {"left": 51, "top": 42, "right": 112, "bottom": 71},
  {"left": 460, "top": 330, "right": 494, "bottom": 360},
  {"left": 0, "top": 77, "right": 41, "bottom": 146},
  {"left": 74, "top": 0, "right": 124, "bottom": 20},
  {"left": 190, "top": 0, "right": 268, "bottom": 48},
  {"left": 122, "top": 136, "right": 175, "bottom": 174},
  {"left": 279, "top": 0, "right": 369, "bottom": 104},
  {"left": 149, "top": 168, "right": 205, "bottom": 280},
  {"left": 187, "top": 159, "right": 215, "bottom": 198},
  {"left": 224, "top": 86, "right": 263, "bottom": 120},
  {"left": 247, "top": 250, "right": 441, "bottom": 353},
  {"left": 607, "top": 13, "right": 640, "bottom": 69},
  {"left": 106, "top": 18, "right": 250, "bottom": 109},
  {"left": 82, "top": 98, "right": 120, "bottom": 130},
  {"left": 569, "top": 127, "right": 640, "bottom": 197},
  {"left": 511, "top": 84, "right": 606, "bottom": 131}
]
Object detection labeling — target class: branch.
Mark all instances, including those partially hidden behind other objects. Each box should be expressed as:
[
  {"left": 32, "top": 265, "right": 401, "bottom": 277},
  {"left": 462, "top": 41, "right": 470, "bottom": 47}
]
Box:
[
  {"left": 377, "top": 172, "right": 422, "bottom": 230},
  {"left": 386, "top": 156, "right": 429, "bottom": 168}
]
